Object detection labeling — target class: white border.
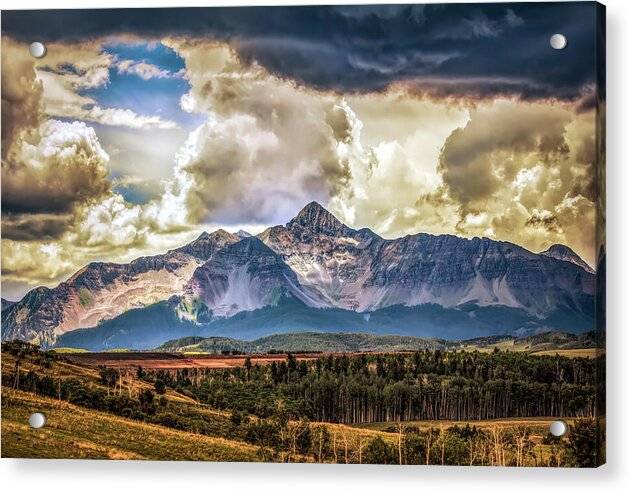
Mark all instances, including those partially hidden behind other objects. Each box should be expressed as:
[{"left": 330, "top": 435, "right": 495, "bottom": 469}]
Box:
[{"left": 1, "top": 1, "right": 629, "bottom": 491}]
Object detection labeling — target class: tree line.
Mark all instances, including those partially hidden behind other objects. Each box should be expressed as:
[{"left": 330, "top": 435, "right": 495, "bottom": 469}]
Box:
[{"left": 147, "top": 350, "right": 600, "bottom": 424}]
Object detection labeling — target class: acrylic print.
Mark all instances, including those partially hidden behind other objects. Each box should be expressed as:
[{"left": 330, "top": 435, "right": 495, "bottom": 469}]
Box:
[{"left": 1, "top": 3, "right": 605, "bottom": 466}]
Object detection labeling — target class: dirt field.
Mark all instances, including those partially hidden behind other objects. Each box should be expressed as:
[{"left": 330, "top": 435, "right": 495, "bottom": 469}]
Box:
[
  {"left": 63, "top": 352, "right": 324, "bottom": 369},
  {"left": 61, "top": 344, "right": 602, "bottom": 370}
]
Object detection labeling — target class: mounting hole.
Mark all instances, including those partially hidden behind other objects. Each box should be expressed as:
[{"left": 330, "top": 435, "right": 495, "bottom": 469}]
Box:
[
  {"left": 28, "top": 412, "right": 47, "bottom": 429},
  {"left": 550, "top": 34, "right": 567, "bottom": 50},
  {"left": 29, "top": 42, "right": 47, "bottom": 59},
  {"left": 549, "top": 420, "right": 567, "bottom": 437}
]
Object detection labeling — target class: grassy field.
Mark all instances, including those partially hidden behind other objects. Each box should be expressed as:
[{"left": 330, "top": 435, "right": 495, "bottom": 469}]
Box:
[
  {"left": 1, "top": 388, "right": 263, "bottom": 461},
  {"left": 353, "top": 417, "right": 563, "bottom": 432},
  {"left": 458, "top": 343, "right": 602, "bottom": 358},
  {"left": 0, "top": 384, "right": 561, "bottom": 465},
  {"left": 50, "top": 347, "right": 89, "bottom": 354},
  {"left": 530, "top": 349, "right": 603, "bottom": 358},
  {"left": 0, "top": 385, "right": 401, "bottom": 463},
  {"left": 350, "top": 418, "right": 566, "bottom": 465}
]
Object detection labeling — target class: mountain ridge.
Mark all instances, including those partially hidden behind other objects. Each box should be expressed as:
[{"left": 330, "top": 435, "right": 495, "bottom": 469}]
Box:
[
  {"left": 258, "top": 203, "right": 594, "bottom": 315},
  {"left": 1, "top": 298, "right": 15, "bottom": 311},
  {"left": 540, "top": 244, "right": 595, "bottom": 273},
  {"left": 1, "top": 229, "right": 240, "bottom": 345},
  {"left": 53, "top": 294, "right": 594, "bottom": 351},
  {"left": 2, "top": 202, "right": 596, "bottom": 348}
]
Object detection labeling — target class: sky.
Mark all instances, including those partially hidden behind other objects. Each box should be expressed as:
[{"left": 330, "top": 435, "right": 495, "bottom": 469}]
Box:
[{"left": 1, "top": 3, "right": 604, "bottom": 300}]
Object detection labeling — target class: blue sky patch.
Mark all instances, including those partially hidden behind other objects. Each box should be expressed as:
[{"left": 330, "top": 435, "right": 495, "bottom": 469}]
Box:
[{"left": 83, "top": 41, "right": 203, "bottom": 129}]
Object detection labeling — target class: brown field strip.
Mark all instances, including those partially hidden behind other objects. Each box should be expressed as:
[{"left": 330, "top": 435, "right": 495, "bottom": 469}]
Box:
[
  {"left": 63, "top": 352, "right": 324, "bottom": 369},
  {"left": 61, "top": 345, "right": 602, "bottom": 371}
]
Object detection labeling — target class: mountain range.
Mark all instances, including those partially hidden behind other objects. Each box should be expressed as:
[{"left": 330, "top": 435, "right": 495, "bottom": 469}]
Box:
[{"left": 1, "top": 202, "right": 596, "bottom": 350}]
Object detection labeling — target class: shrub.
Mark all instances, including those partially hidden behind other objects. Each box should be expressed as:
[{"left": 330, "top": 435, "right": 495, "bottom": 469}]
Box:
[
  {"left": 363, "top": 437, "right": 397, "bottom": 464},
  {"left": 154, "top": 379, "right": 166, "bottom": 394}
]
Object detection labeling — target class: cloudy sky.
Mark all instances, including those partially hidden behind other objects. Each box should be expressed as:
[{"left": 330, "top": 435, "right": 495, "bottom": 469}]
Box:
[{"left": 1, "top": 3, "right": 604, "bottom": 300}]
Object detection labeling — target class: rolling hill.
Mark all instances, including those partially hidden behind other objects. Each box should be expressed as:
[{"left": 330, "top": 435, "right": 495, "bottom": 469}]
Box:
[{"left": 154, "top": 330, "right": 600, "bottom": 355}]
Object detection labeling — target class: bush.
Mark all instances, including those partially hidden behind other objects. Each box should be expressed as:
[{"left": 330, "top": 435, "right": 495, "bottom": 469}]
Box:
[
  {"left": 363, "top": 437, "right": 397, "bottom": 464},
  {"left": 139, "top": 389, "right": 156, "bottom": 415},
  {"left": 564, "top": 419, "right": 598, "bottom": 467},
  {"left": 99, "top": 367, "right": 118, "bottom": 387},
  {"left": 245, "top": 419, "right": 280, "bottom": 448},
  {"left": 154, "top": 379, "right": 166, "bottom": 394},
  {"left": 154, "top": 412, "right": 183, "bottom": 428}
]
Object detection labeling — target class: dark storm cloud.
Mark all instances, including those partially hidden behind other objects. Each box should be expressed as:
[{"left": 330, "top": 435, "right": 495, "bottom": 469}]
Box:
[
  {"left": 1, "top": 213, "right": 71, "bottom": 241},
  {"left": 525, "top": 212, "right": 562, "bottom": 233},
  {"left": 2, "top": 2, "right": 600, "bottom": 100}
]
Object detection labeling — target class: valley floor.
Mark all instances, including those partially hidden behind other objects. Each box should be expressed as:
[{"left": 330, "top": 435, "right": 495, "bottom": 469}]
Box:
[{"left": 0, "top": 342, "right": 604, "bottom": 466}]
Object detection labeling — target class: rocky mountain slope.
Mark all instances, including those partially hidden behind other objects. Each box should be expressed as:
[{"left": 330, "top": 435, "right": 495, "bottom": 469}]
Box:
[
  {"left": 2, "top": 202, "right": 596, "bottom": 348},
  {"left": 54, "top": 292, "right": 595, "bottom": 351},
  {"left": 541, "top": 244, "right": 595, "bottom": 273},
  {"left": 1, "top": 230, "right": 239, "bottom": 345},
  {"left": 260, "top": 202, "right": 594, "bottom": 316},
  {"left": 180, "top": 236, "right": 327, "bottom": 319},
  {"left": 1, "top": 298, "right": 15, "bottom": 311}
]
